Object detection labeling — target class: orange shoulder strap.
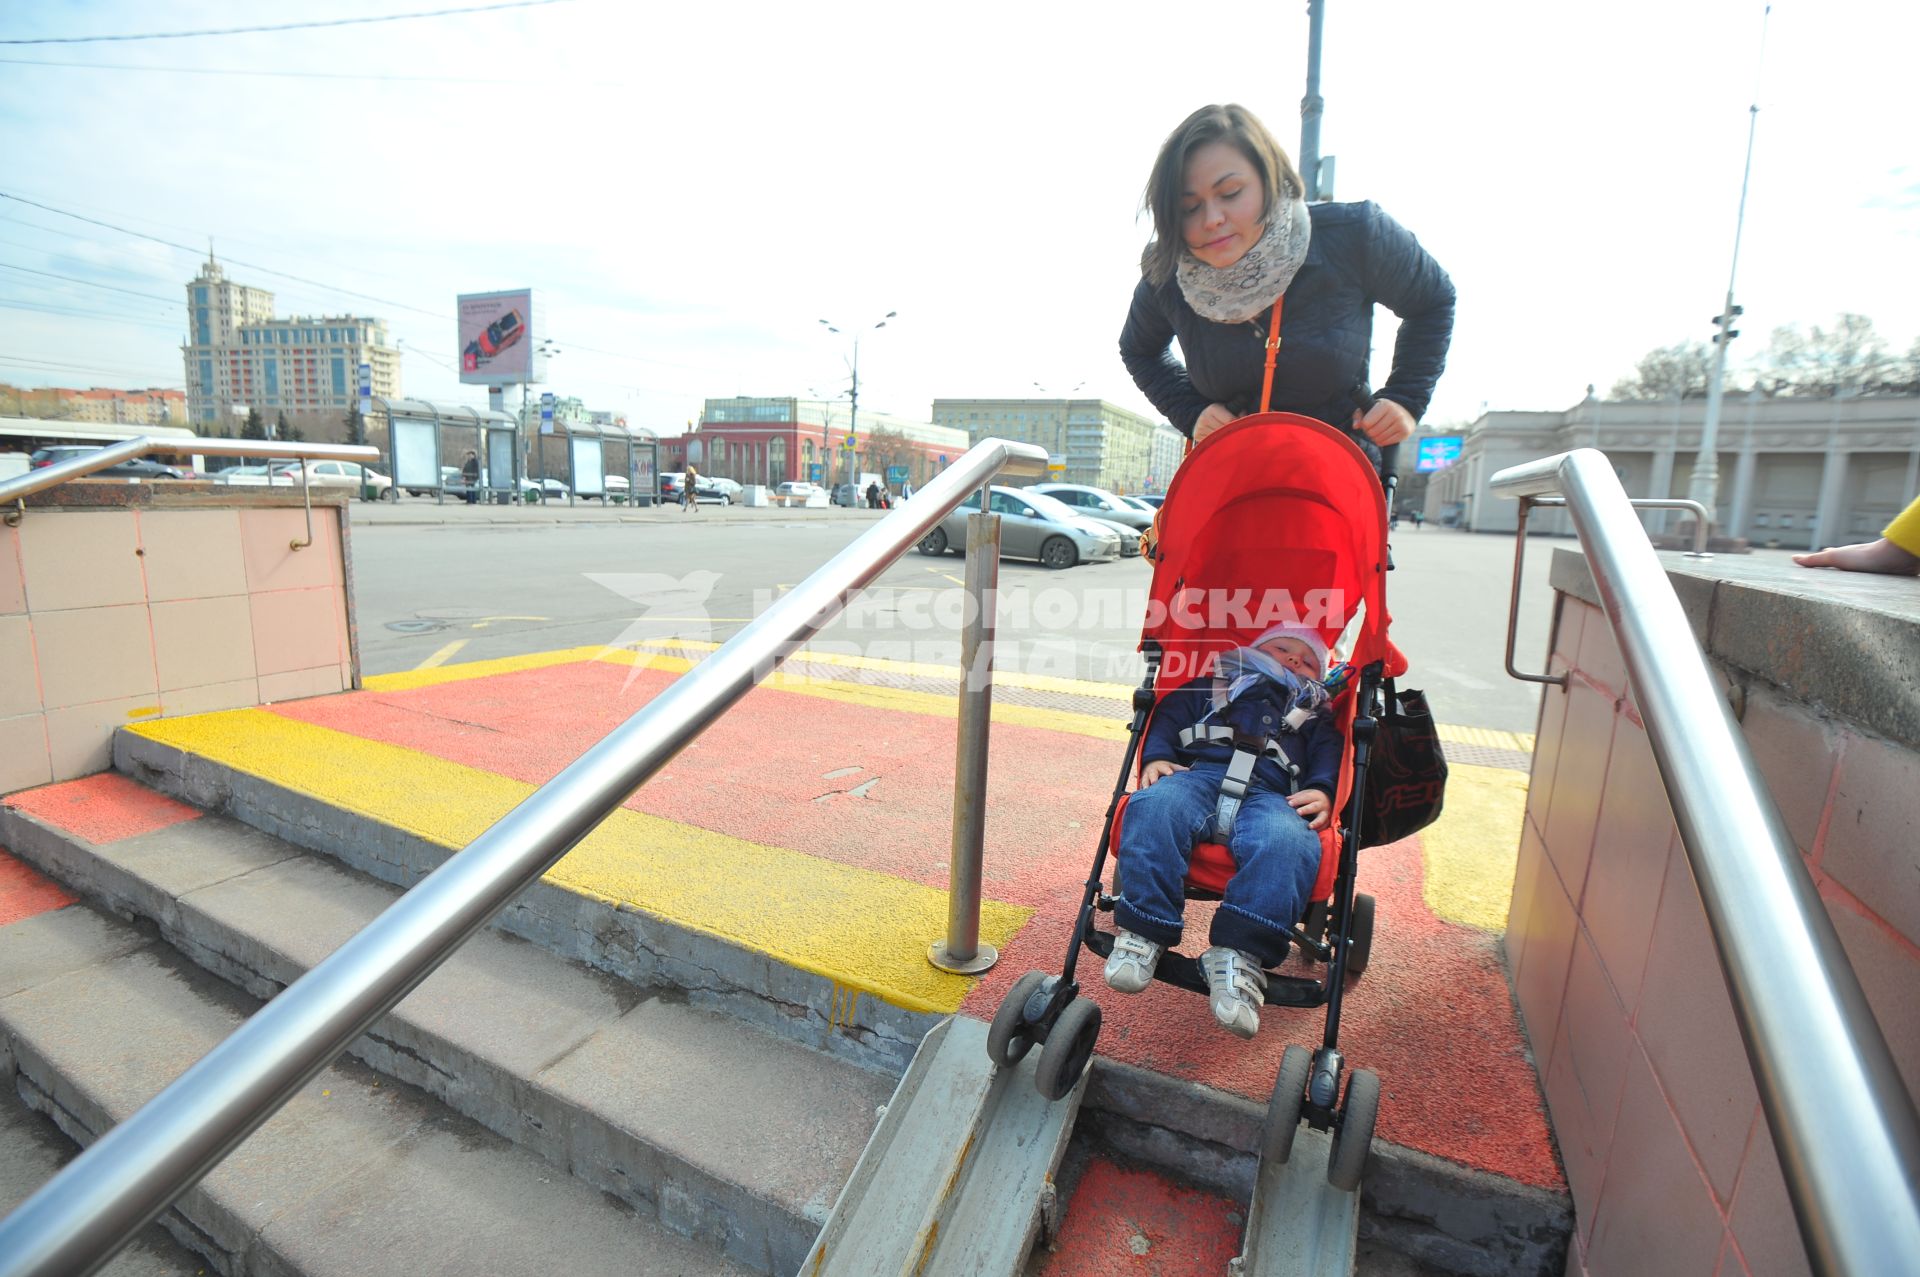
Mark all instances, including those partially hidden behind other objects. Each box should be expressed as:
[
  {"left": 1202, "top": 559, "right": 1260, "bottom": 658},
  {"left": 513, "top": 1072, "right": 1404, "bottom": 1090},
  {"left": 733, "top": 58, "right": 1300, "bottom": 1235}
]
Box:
[{"left": 1258, "top": 294, "right": 1285, "bottom": 415}]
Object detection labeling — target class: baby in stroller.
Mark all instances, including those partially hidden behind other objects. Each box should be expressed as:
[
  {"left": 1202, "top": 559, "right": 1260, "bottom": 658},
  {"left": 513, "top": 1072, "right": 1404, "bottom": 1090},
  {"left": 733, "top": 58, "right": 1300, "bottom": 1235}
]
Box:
[{"left": 1105, "top": 621, "right": 1340, "bottom": 1039}]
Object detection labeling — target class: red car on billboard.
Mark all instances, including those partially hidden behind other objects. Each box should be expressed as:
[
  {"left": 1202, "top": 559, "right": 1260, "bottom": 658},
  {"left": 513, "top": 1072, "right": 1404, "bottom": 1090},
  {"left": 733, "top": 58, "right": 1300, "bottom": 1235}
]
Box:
[{"left": 462, "top": 308, "right": 526, "bottom": 371}]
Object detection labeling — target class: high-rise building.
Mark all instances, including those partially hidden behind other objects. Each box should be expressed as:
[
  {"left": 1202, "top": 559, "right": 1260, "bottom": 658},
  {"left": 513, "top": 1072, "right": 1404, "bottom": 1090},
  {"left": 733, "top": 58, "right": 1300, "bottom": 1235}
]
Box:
[
  {"left": 181, "top": 256, "right": 400, "bottom": 431},
  {"left": 929, "top": 398, "right": 1179, "bottom": 492}
]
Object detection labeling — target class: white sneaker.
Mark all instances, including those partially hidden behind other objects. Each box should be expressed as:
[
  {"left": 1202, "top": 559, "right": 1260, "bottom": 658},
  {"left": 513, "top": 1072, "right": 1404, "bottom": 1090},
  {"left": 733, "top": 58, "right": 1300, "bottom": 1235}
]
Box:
[
  {"left": 1201, "top": 946, "right": 1267, "bottom": 1039},
  {"left": 1104, "top": 930, "right": 1164, "bottom": 993}
]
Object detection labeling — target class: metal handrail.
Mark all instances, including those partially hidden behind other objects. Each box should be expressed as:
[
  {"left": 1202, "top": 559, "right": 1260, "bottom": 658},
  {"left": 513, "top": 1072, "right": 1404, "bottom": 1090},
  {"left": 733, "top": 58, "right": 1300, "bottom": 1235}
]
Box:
[
  {"left": 0, "top": 436, "right": 1048, "bottom": 1277},
  {"left": 1492, "top": 448, "right": 1920, "bottom": 1277}
]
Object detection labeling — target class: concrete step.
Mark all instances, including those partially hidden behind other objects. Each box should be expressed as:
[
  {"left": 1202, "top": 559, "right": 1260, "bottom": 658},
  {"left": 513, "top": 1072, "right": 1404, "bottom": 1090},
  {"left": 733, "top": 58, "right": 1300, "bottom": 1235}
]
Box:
[
  {"left": 113, "top": 715, "right": 956, "bottom": 1076},
  {"left": 0, "top": 1089, "right": 205, "bottom": 1276},
  {"left": 0, "top": 903, "right": 753, "bottom": 1277},
  {"left": 0, "top": 796, "right": 895, "bottom": 1276}
]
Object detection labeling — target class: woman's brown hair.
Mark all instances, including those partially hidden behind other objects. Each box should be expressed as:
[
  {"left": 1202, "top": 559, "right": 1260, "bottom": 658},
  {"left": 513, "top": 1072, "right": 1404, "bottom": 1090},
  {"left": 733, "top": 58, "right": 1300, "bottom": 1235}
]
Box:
[{"left": 1140, "top": 103, "right": 1304, "bottom": 286}]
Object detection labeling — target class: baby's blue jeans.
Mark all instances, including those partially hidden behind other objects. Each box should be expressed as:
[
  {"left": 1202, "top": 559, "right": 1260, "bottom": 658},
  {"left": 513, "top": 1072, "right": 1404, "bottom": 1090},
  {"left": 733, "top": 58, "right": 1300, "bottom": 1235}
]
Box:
[{"left": 1112, "top": 762, "right": 1323, "bottom": 968}]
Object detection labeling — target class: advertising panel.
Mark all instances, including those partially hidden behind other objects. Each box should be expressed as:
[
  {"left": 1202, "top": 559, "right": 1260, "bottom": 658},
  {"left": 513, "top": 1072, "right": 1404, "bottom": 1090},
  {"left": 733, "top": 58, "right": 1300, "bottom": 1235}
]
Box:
[
  {"left": 457, "top": 289, "right": 541, "bottom": 386},
  {"left": 571, "top": 438, "right": 605, "bottom": 497},
  {"left": 1415, "top": 435, "right": 1464, "bottom": 473}
]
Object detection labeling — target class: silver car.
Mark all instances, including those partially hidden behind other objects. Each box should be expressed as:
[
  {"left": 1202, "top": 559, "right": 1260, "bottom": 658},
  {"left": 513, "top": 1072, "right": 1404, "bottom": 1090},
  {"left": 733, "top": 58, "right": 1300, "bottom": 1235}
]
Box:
[
  {"left": 1030, "top": 482, "right": 1155, "bottom": 530},
  {"left": 916, "top": 486, "right": 1121, "bottom": 568}
]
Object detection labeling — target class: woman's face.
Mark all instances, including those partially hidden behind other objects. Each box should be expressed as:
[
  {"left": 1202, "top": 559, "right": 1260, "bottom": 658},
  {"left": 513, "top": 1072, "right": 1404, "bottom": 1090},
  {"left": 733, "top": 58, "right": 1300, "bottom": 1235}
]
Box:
[{"left": 1181, "top": 140, "right": 1266, "bottom": 270}]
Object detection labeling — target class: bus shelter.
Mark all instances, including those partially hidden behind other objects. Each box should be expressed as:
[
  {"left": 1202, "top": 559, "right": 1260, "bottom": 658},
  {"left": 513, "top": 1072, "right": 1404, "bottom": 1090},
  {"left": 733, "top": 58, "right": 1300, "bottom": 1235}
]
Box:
[{"left": 373, "top": 398, "right": 520, "bottom": 504}]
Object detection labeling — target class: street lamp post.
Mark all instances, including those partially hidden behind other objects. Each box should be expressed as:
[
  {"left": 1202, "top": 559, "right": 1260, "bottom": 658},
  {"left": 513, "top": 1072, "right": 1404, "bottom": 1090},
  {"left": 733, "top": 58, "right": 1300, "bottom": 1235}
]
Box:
[{"left": 819, "top": 312, "right": 895, "bottom": 494}]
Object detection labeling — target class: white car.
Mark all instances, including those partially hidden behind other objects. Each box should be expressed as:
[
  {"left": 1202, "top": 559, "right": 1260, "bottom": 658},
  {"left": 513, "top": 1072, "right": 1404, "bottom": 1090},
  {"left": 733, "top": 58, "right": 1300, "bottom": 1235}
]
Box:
[
  {"left": 274, "top": 459, "right": 395, "bottom": 499},
  {"left": 1030, "top": 482, "right": 1153, "bottom": 530},
  {"left": 775, "top": 481, "right": 825, "bottom": 506}
]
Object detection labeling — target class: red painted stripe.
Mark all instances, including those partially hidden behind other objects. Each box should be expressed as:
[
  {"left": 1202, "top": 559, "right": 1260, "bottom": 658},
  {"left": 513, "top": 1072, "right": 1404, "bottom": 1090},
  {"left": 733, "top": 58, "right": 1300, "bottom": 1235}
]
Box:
[
  {"left": 0, "top": 850, "right": 75, "bottom": 926},
  {"left": 268, "top": 660, "right": 1563, "bottom": 1190},
  {"left": 5, "top": 774, "right": 201, "bottom": 845},
  {"left": 1035, "top": 1155, "right": 1243, "bottom": 1276}
]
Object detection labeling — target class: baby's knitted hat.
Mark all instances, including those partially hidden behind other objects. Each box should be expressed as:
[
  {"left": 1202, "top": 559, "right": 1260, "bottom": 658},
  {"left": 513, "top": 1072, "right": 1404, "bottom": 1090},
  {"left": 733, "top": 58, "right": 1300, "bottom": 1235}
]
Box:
[{"left": 1251, "top": 623, "right": 1329, "bottom": 678}]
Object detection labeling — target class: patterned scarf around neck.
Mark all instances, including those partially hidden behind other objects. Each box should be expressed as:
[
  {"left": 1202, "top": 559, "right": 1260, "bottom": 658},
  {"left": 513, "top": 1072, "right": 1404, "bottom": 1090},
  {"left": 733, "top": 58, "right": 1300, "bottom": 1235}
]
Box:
[{"left": 1175, "top": 194, "right": 1312, "bottom": 324}]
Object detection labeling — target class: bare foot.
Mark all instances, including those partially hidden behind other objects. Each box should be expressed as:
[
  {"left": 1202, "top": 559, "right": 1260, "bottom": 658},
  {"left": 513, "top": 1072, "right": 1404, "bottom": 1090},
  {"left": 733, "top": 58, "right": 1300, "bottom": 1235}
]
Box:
[{"left": 1792, "top": 538, "right": 1920, "bottom": 576}]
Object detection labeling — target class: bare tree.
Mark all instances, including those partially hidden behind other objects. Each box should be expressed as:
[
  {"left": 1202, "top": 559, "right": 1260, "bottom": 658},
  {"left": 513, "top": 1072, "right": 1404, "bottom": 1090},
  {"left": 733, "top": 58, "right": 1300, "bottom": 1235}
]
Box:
[
  {"left": 1751, "top": 313, "right": 1894, "bottom": 397},
  {"left": 1610, "top": 341, "right": 1714, "bottom": 399},
  {"left": 858, "top": 426, "right": 916, "bottom": 482}
]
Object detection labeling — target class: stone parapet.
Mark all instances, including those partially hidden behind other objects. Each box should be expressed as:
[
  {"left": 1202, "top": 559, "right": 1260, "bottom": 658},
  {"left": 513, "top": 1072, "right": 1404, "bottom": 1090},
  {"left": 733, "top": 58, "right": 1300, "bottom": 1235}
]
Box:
[{"left": 1510, "top": 548, "right": 1920, "bottom": 1276}]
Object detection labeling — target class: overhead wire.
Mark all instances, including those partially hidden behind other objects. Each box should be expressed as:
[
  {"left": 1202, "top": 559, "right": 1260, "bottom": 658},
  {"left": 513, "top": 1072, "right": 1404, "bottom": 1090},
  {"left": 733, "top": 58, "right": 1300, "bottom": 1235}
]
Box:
[
  {"left": 0, "top": 56, "right": 605, "bottom": 85},
  {"left": 0, "top": 260, "right": 181, "bottom": 304},
  {"left": 0, "top": 1, "right": 579, "bottom": 46}
]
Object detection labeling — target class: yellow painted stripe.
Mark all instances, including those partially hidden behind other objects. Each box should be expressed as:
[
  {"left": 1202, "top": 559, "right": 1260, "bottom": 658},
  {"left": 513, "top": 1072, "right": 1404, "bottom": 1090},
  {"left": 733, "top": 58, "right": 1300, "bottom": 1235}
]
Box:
[
  {"left": 1435, "top": 722, "right": 1535, "bottom": 754},
  {"left": 365, "top": 645, "right": 620, "bottom": 693},
  {"left": 125, "top": 709, "right": 1028, "bottom": 1013},
  {"left": 415, "top": 639, "right": 469, "bottom": 670},
  {"left": 633, "top": 637, "right": 1138, "bottom": 701},
  {"left": 1419, "top": 761, "right": 1530, "bottom": 932}
]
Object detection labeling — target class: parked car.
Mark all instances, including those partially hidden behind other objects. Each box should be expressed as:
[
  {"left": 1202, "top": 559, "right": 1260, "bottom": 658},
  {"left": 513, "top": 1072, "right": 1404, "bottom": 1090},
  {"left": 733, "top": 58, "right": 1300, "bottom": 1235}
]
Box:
[
  {"left": 705, "top": 476, "right": 742, "bottom": 500},
  {"left": 1123, "top": 494, "right": 1163, "bottom": 511},
  {"left": 1030, "top": 482, "right": 1155, "bottom": 530},
  {"left": 277, "top": 459, "right": 394, "bottom": 499},
  {"left": 217, "top": 463, "right": 296, "bottom": 486},
  {"left": 660, "top": 473, "right": 729, "bottom": 504},
  {"left": 1079, "top": 515, "right": 1144, "bottom": 557},
  {"left": 916, "top": 486, "right": 1121, "bottom": 569},
  {"left": 519, "top": 476, "right": 572, "bottom": 500},
  {"left": 775, "top": 480, "right": 824, "bottom": 504},
  {"left": 30, "top": 446, "right": 186, "bottom": 481}
]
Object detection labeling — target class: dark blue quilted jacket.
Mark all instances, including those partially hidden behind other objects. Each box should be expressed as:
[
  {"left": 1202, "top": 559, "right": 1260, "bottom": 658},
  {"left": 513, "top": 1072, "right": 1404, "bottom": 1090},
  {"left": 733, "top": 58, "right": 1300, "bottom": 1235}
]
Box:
[{"left": 1119, "top": 201, "right": 1455, "bottom": 438}]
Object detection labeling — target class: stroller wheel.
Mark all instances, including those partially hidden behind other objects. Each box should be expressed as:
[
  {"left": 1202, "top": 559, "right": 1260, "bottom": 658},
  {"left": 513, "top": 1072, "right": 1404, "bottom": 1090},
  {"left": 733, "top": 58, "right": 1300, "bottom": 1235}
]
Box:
[
  {"left": 1261, "top": 1044, "right": 1313, "bottom": 1165},
  {"left": 987, "top": 971, "right": 1048, "bottom": 1068},
  {"left": 1327, "top": 1068, "right": 1381, "bottom": 1192},
  {"left": 1034, "top": 995, "right": 1101, "bottom": 1102},
  {"left": 1346, "top": 894, "right": 1377, "bottom": 977}
]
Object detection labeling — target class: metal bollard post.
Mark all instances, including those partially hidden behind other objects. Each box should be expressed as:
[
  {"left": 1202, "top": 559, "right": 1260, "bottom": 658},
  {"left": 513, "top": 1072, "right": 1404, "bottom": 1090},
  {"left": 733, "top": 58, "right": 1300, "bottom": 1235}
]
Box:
[{"left": 928, "top": 508, "right": 1001, "bottom": 974}]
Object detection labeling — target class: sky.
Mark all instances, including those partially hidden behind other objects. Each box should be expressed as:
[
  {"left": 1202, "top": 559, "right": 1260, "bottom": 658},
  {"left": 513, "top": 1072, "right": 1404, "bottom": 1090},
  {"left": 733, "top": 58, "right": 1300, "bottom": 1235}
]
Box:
[{"left": 1, "top": 0, "right": 1915, "bottom": 434}]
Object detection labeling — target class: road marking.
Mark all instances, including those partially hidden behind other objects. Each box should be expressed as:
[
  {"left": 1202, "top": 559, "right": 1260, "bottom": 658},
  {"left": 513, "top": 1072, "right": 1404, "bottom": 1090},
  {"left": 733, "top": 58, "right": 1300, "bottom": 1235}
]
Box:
[
  {"left": 1419, "top": 761, "right": 1530, "bottom": 931},
  {"left": 468, "top": 615, "right": 550, "bottom": 628},
  {"left": 125, "top": 710, "right": 1030, "bottom": 1014},
  {"left": 415, "top": 640, "right": 469, "bottom": 669}
]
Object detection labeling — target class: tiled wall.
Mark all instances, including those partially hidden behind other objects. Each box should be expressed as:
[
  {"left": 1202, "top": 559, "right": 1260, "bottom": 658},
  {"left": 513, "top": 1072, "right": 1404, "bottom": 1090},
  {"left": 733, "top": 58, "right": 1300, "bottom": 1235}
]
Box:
[
  {"left": 0, "top": 506, "right": 354, "bottom": 792},
  {"left": 1509, "top": 592, "right": 1918, "bottom": 1277}
]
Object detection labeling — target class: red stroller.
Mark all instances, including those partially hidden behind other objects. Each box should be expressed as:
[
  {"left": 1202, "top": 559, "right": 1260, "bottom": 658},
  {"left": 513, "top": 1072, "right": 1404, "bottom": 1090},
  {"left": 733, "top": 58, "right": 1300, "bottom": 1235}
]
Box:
[{"left": 986, "top": 413, "right": 1402, "bottom": 1192}]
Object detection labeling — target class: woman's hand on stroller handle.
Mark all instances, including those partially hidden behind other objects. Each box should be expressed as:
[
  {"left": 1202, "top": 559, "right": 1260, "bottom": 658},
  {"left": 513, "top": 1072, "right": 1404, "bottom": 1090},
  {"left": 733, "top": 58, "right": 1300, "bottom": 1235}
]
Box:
[
  {"left": 1352, "top": 398, "right": 1415, "bottom": 447},
  {"left": 1140, "top": 759, "right": 1187, "bottom": 787},
  {"left": 1193, "top": 403, "right": 1237, "bottom": 444},
  {"left": 1289, "top": 788, "right": 1332, "bottom": 830}
]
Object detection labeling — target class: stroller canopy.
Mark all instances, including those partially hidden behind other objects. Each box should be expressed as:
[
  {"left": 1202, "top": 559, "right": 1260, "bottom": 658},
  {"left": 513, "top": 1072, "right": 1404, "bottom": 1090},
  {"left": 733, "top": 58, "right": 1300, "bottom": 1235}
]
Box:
[{"left": 1143, "top": 413, "right": 1390, "bottom": 686}]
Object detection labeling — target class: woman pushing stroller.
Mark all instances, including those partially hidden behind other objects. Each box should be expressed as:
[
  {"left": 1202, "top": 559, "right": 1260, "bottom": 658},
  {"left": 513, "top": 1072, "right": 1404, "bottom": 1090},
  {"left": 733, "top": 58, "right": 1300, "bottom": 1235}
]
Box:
[{"left": 1105, "top": 623, "right": 1339, "bottom": 1039}]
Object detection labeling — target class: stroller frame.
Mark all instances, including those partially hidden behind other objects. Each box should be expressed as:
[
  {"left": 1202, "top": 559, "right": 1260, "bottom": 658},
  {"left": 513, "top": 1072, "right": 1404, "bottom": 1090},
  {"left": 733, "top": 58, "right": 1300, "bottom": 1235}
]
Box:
[{"left": 986, "top": 413, "right": 1400, "bottom": 1191}]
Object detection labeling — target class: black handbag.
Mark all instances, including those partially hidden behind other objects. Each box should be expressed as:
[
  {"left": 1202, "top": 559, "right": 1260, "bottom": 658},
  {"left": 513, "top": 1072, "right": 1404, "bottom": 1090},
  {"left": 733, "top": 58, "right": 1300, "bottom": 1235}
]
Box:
[{"left": 1359, "top": 680, "right": 1448, "bottom": 849}]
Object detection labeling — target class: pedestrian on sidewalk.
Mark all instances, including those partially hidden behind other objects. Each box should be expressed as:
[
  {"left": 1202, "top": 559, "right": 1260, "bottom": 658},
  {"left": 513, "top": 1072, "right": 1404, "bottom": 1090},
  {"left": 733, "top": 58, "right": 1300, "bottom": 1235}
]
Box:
[
  {"left": 1793, "top": 494, "right": 1920, "bottom": 576},
  {"left": 682, "top": 462, "right": 700, "bottom": 513},
  {"left": 460, "top": 450, "right": 480, "bottom": 505}
]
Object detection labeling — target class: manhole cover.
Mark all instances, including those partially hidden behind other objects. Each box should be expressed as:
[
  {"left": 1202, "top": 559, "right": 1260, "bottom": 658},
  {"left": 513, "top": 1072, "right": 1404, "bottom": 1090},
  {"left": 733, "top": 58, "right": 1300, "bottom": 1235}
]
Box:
[{"left": 385, "top": 620, "right": 444, "bottom": 634}]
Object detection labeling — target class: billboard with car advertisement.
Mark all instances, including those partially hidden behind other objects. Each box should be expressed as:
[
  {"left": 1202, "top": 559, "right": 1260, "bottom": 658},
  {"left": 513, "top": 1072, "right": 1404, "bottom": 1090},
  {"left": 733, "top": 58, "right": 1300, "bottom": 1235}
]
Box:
[{"left": 457, "top": 289, "right": 542, "bottom": 386}]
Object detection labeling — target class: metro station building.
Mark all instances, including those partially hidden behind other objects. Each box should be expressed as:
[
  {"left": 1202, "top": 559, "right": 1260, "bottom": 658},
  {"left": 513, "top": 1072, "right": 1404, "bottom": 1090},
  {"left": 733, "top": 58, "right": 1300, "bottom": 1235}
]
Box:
[{"left": 1422, "top": 390, "right": 1920, "bottom": 548}]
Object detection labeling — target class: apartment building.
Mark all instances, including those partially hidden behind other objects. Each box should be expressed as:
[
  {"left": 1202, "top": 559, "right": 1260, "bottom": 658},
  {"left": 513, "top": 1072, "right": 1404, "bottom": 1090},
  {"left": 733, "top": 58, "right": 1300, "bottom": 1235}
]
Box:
[
  {"left": 182, "top": 256, "right": 400, "bottom": 430},
  {"left": 0, "top": 384, "right": 185, "bottom": 425},
  {"left": 929, "top": 397, "right": 1181, "bottom": 492}
]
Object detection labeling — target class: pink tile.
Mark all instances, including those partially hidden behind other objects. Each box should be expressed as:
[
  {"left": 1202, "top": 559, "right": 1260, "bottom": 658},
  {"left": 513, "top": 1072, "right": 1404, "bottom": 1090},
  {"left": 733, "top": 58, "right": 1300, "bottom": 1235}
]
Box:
[
  {"left": 1514, "top": 833, "right": 1579, "bottom": 1065},
  {"left": 239, "top": 508, "right": 341, "bottom": 593},
  {"left": 1576, "top": 604, "right": 1628, "bottom": 698},
  {"left": 258, "top": 665, "right": 348, "bottom": 704},
  {"left": 137, "top": 509, "right": 247, "bottom": 603},
  {"left": 18, "top": 510, "right": 146, "bottom": 612},
  {"left": 0, "top": 713, "right": 53, "bottom": 795},
  {"left": 31, "top": 604, "right": 159, "bottom": 710},
  {"left": 1542, "top": 681, "right": 1617, "bottom": 908},
  {"left": 1735, "top": 687, "right": 1836, "bottom": 860},
  {"left": 1585, "top": 1047, "right": 1726, "bottom": 1277},
  {"left": 1725, "top": 1114, "right": 1813, "bottom": 1277},
  {"left": 1545, "top": 930, "right": 1634, "bottom": 1238},
  {"left": 43, "top": 696, "right": 162, "bottom": 782},
  {"left": 1507, "top": 820, "right": 1548, "bottom": 983},
  {"left": 1635, "top": 844, "right": 1759, "bottom": 1203},
  {"left": 1554, "top": 596, "right": 1590, "bottom": 673},
  {"left": 1822, "top": 888, "right": 1920, "bottom": 1097},
  {"left": 160, "top": 678, "right": 260, "bottom": 718},
  {"left": 0, "top": 615, "right": 40, "bottom": 718},
  {"left": 1530, "top": 682, "right": 1574, "bottom": 838},
  {"left": 249, "top": 587, "right": 346, "bottom": 677},
  {"left": 151, "top": 596, "right": 256, "bottom": 692},
  {"left": 1582, "top": 717, "right": 1676, "bottom": 1016},
  {"left": 0, "top": 524, "right": 24, "bottom": 615},
  {"left": 1820, "top": 732, "right": 1920, "bottom": 941}
]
